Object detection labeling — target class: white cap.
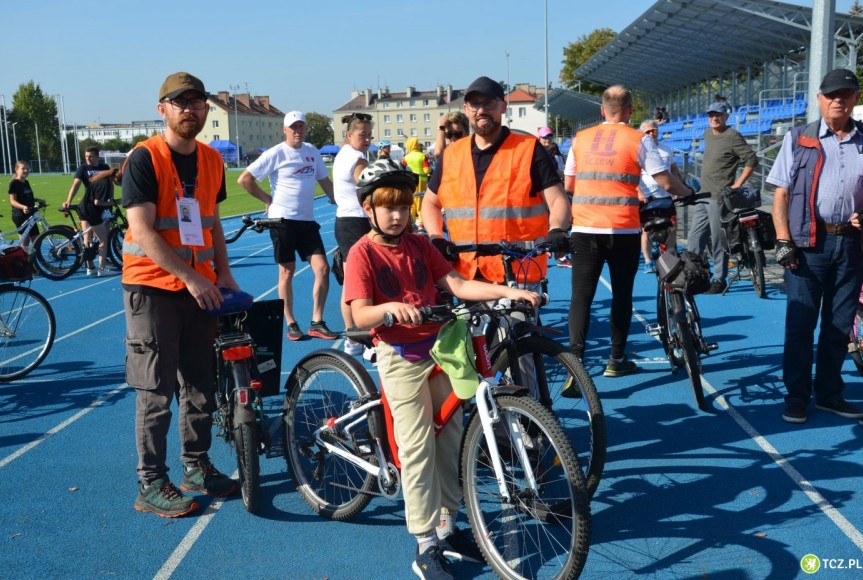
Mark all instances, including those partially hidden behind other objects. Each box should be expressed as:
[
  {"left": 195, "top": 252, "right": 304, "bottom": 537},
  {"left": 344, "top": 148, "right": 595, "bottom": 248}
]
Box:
[{"left": 284, "top": 111, "right": 306, "bottom": 126}]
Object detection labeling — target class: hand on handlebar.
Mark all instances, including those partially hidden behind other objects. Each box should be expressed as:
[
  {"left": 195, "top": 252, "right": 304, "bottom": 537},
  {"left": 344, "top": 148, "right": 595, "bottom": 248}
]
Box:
[
  {"left": 546, "top": 228, "right": 570, "bottom": 254},
  {"left": 382, "top": 303, "right": 423, "bottom": 327},
  {"left": 431, "top": 237, "right": 458, "bottom": 262}
]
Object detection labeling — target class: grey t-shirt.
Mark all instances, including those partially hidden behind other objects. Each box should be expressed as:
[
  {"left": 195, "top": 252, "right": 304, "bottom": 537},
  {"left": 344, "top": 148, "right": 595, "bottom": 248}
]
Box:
[{"left": 700, "top": 127, "right": 758, "bottom": 199}]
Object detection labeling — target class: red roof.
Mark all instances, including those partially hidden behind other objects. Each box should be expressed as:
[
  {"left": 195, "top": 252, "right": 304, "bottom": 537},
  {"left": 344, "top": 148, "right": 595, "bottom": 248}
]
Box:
[{"left": 506, "top": 88, "right": 538, "bottom": 103}]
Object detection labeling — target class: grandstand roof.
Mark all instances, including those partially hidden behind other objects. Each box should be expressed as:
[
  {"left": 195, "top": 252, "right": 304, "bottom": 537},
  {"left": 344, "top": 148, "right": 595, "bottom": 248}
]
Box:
[
  {"left": 575, "top": 0, "right": 863, "bottom": 95},
  {"left": 539, "top": 88, "right": 602, "bottom": 122}
]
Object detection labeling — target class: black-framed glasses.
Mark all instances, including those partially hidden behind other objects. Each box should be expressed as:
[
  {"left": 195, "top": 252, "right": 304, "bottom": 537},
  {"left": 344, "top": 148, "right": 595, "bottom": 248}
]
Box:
[
  {"left": 163, "top": 97, "right": 208, "bottom": 111},
  {"left": 465, "top": 99, "right": 499, "bottom": 112},
  {"left": 342, "top": 112, "right": 372, "bottom": 124}
]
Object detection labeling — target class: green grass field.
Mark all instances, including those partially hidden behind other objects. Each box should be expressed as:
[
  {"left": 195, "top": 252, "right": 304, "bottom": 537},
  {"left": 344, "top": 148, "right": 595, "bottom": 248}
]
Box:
[{"left": 1, "top": 168, "right": 330, "bottom": 236}]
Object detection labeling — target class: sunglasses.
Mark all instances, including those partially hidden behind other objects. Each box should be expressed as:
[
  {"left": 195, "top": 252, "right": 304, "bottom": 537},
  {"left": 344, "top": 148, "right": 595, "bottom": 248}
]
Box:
[
  {"left": 342, "top": 112, "right": 372, "bottom": 124},
  {"left": 445, "top": 130, "right": 465, "bottom": 139}
]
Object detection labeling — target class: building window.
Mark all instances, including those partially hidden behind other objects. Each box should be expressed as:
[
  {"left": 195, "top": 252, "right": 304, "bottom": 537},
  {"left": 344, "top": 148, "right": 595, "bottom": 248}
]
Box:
[
  {"left": 519, "top": 107, "right": 527, "bottom": 118},
  {"left": 411, "top": 128, "right": 417, "bottom": 136},
  {"left": 424, "top": 128, "right": 431, "bottom": 136},
  {"left": 384, "top": 129, "right": 391, "bottom": 137},
  {"left": 396, "top": 114, "right": 403, "bottom": 123},
  {"left": 507, "top": 107, "right": 513, "bottom": 117},
  {"left": 409, "top": 114, "right": 417, "bottom": 123},
  {"left": 397, "top": 128, "right": 404, "bottom": 136},
  {"left": 212, "top": 120, "right": 219, "bottom": 128},
  {"left": 424, "top": 113, "right": 431, "bottom": 122},
  {"left": 423, "top": 99, "right": 429, "bottom": 106},
  {"left": 213, "top": 134, "right": 220, "bottom": 140},
  {"left": 384, "top": 114, "right": 390, "bottom": 123},
  {"left": 384, "top": 102, "right": 390, "bottom": 108},
  {"left": 397, "top": 101, "right": 402, "bottom": 108},
  {"left": 410, "top": 99, "right": 416, "bottom": 107}
]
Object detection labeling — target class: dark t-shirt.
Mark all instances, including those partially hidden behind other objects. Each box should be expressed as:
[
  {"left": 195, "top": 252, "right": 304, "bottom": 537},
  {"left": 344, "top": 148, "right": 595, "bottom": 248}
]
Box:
[
  {"left": 81, "top": 177, "right": 114, "bottom": 223},
  {"left": 427, "top": 127, "right": 561, "bottom": 194},
  {"left": 75, "top": 162, "right": 110, "bottom": 188},
  {"left": 8, "top": 179, "right": 35, "bottom": 217},
  {"left": 121, "top": 146, "right": 227, "bottom": 207}
]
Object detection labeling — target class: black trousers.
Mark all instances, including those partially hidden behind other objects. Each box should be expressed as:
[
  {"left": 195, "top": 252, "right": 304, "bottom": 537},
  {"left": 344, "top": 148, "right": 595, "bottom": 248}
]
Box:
[{"left": 567, "top": 232, "right": 641, "bottom": 359}]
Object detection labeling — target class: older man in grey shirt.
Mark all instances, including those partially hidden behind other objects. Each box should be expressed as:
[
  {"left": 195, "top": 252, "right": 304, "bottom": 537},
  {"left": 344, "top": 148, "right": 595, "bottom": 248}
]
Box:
[
  {"left": 687, "top": 102, "right": 759, "bottom": 294},
  {"left": 769, "top": 68, "right": 863, "bottom": 425}
]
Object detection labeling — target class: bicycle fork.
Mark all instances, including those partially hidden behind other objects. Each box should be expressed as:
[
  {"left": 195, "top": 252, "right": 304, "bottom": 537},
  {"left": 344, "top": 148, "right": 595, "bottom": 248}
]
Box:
[{"left": 474, "top": 380, "right": 538, "bottom": 501}]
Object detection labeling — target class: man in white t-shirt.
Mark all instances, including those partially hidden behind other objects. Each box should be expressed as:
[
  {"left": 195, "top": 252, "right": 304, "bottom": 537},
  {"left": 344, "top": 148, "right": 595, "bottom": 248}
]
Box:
[
  {"left": 638, "top": 119, "right": 682, "bottom": 273},
  {"left": 238, "top": 111, "right": 336, "bottom": 341}
]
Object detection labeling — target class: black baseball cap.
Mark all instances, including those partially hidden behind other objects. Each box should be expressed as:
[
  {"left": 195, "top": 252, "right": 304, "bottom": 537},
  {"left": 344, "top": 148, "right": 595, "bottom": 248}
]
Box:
[
  {"left": 819, "top": 68, "right": 860, "bottom": 94},
  {"left": 465, "top": 76, "right": 505, "bottom": 101}
]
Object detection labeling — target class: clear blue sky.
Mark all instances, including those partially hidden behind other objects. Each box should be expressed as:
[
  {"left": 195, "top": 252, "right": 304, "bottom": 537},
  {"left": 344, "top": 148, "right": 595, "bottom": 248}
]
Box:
[{"left": 0, "top": 0, "right": 856, "bottom": 125}]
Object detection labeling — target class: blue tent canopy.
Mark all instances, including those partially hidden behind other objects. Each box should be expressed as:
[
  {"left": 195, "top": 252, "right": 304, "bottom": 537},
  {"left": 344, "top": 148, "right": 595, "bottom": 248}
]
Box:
[
  {"left": 209, "top": 140, "right": 240, "bottom": 163},
  {"left": 319, "top": 144, "right": 340, "bottom": 155},
  {"left": 559, "top": 138, "right": 571, "bottom": 156}
]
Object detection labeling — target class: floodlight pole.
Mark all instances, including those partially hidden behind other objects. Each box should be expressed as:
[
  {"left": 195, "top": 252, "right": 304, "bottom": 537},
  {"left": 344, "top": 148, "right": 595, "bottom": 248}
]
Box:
[
  {"left": 807, "top": 0, "right": 836, "bottom": 123},
  {"left": 0, "top": 94, "right": 10, "bottom": 174},
  {"left": 35, "top": 122, "right": 42, "bottom": 173},
  {"left": 230, "top": 84, "right": 240, "bottom": 166},
  {"left": 544, "top": 0, "right": 549, "bottom": 128},
  {"left": 505, "top": 50, "right": 511, "bottom": 127},
  {"left": 10, "top": 122, "right": 18, "bottom": 162}
]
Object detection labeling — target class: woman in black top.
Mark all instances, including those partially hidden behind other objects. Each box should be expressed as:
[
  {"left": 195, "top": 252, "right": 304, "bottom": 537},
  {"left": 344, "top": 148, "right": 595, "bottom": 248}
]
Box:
[
  {"left": 80, "top": 168, "right": 121, "bottom": 275},
  {"left": 7, "top": 161, "right": 39, "bottom": 247}
]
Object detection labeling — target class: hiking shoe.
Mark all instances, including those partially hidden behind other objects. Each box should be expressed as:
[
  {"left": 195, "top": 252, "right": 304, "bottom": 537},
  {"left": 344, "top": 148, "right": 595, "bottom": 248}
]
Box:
[
  {"left": 343, "top": 339, "right": 364, "bottom": 356},
  {"left": 439, "top": 528, "right": 483, "bottom": 563},
  {"left": 180, "top": 460, "right": 238, "bottom": 497},
  {"left": 557, "top": 257, "right": 572, "bottom": 268},
  {"left": 604, "top": 356, "right": 638, "bottom": 377},
  {"left": 134, "top": 478, "right": 199, "bottom": 518},
  {"left": 412, "top": 545, "right": 453, "bottom": 579},
  {"left": 643, "top": 261, "right": 656, "bottom": 274},
  {"left": 286, "top": 323, "right": 304, "bottom": 341},
  {"left": 704, "top": 279, "right": 728, "bottom": 295},
  {"left": 815, "top": 399, "right": 863, "bottom": 419},
  {"left": 782, "top": 401, "right": 808, "bottom": 424},
  {"left": 308, "top": 321, "right": 338, "bottom": 340}
]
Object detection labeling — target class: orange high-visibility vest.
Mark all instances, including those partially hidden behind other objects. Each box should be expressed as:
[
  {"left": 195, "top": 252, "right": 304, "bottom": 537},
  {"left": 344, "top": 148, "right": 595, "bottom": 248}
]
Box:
[
  {"left": 437, "top": 133, "right": 548, "bottom": 283},
  {"left": 571, "top": 123, "right": 643, "bottom": 233},
  {"left": 122, "top": 136, "right": 223, "bottom": 291}
]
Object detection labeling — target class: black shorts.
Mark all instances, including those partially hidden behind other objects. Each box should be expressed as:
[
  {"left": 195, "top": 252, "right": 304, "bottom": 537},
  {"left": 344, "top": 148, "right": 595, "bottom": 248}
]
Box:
[
  {"left": 269, "top": 219, "right": 326, "bottom": 264},
  {"left": 335, "top": 216, "right": 371, "bottom": 261},
  {"left": 11, "top": 211, "right": 39, "bottom": 237}
]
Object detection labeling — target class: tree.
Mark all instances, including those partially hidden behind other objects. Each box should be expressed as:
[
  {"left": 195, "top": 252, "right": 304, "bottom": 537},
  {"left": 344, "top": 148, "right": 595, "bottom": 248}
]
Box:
[
  {"left": 851, "top": 1, "right": 863, "bottom": 16},
  {"left": 10, "top": 81, "right": 60, "bottom": 166},
  {"left": 305, "top": 112, "right": 334, "bottom": 148},
  {"left": 560, "top": 28, "right": 616, "bottom": 95}
]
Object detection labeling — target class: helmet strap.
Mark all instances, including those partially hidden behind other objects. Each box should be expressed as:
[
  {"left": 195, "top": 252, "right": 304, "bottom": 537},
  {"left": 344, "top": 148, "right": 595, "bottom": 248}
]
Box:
[{"left": 368, "top": 200, "right": 407, "bottom": 243}]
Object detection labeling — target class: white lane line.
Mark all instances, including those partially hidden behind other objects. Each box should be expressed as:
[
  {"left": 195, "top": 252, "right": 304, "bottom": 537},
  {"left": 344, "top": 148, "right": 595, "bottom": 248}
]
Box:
[
  {"left": 152, "top": 499, "right": 228, "bottom": 580},
  {"left": 622, "top": 274, "right": 863, "bottom": 551},
  {"left": 0, "top": 384, "right": 129, "bottom": 469}
]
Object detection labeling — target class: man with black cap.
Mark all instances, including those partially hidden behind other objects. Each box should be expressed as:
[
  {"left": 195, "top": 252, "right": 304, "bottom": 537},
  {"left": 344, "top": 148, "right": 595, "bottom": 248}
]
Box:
[
  {"left": 422, "top": 75, "right": 571, "bottom": 286},
  {"left": 687, "top": 100, "right": 758, "bottom": 294},
  {"left": 769, "top": 68, "right": 863, "bottom": 425},
  {"left": 122, "top": 71, "right": 239, "bottom": 517}
]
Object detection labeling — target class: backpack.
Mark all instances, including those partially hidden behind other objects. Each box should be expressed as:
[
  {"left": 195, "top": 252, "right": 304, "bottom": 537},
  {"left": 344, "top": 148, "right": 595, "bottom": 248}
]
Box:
[{"left": 0, "top": 246, "right": 34, "bottom": 282}]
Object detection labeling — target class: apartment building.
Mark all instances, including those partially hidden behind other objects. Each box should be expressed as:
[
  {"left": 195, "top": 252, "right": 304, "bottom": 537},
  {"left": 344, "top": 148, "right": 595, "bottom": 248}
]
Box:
[
  {"left": 74, "top": 120, "right": 165, "bottom": 144},
  {"left": 198, "top": 91, "right": 285, "bottom": 156}
]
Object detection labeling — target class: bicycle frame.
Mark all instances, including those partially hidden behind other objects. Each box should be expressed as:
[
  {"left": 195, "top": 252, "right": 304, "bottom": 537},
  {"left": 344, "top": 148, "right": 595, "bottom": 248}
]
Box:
[{"left": 0, "top": 206, "right": 51, "bottom": 247}]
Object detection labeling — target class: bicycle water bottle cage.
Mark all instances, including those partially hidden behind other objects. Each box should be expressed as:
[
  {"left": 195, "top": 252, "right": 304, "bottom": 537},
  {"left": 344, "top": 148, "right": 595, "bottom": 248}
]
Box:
[{"left": 207, "top": 288, "right": 254, "bottom": 315}]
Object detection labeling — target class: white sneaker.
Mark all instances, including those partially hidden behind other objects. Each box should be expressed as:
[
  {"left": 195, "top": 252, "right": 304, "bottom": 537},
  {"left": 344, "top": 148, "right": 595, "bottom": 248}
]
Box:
[
  {"left": 86, "top": 268, "right": 95, "bottom": 276},
  {"left": 362, "top": 346, "right": 377, "bottom": 366},
  {"left": 343, "top": 340, "right": 363, "bottom": 356}
]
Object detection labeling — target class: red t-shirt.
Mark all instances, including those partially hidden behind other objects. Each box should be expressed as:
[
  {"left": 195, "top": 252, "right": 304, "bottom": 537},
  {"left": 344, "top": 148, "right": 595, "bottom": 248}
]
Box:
[{"left": 344, "top": 233, "right": 453, "bottom": 345}]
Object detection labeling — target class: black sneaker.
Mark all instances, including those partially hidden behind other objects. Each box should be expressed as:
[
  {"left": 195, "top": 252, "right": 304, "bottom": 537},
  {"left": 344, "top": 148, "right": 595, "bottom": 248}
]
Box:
[
  {"left": 704, "top": 279, "right": 728, "bottom": 295},
  {"left": 782, "top": 401, "right": 808, "bottom": 424},
  {"left": 412, "top": 545, "right": 453, "bottom": 579},
  {"left": 815, "top": 399, "right": 863, "bottom": 419},
  {"left": 604, "top": 356, "right": 637, "bottom": 377},
  {"left": 134, "top": 477, "right": 199, "bottom": 518},
  {"left": 180, "top": 460, "right": 238, "bottom": 497},
  {"left": 286, "top": 323, "right": 304, "bottom": 341},
  {"left": 308, "top": 321, "right": 338, "bottom": 340},
  {"left": 440, "top": 528, "right": 484, "bottom": 563}
]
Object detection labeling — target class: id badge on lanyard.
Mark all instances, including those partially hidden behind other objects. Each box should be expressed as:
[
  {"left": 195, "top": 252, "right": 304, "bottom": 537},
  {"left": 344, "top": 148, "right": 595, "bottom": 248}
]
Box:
[{"left": 176, "top": 197, "right": 204, "bottom": 246}]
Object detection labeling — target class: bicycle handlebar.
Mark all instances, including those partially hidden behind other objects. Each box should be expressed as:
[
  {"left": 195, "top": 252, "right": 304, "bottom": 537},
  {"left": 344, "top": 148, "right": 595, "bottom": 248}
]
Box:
[
  {"left": 451, "top": 240, "right": 553, "bottom": 258},
  {"left": 381, "top": 295, "right": 548, "bottom": 327},
  {"left": 225, "top": 215, "right": 285, "bottom": 244}
]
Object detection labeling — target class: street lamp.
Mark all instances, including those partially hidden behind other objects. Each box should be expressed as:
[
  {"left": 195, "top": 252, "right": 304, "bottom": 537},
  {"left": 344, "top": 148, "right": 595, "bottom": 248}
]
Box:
[{"left": 9, "top": 122, "right": 18, "bottom": 162}]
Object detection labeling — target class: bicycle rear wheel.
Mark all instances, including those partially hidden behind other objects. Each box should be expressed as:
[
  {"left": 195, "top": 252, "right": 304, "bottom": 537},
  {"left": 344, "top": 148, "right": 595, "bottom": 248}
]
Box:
[
  {"left": 746, "top": 242, "right": 767, "bottom": 299},
  {"left": 283, "top": 351, "right": 379, "bottom": 520},
  {"left": 491, "top": 336, "right": 605, "bottom": 498},
  {"left": 462, "top": 394, "right": 591, "bottom": 580},
  {"left": 229, "top": 360, "right": 261, "bottom": 513},
  {"left": 0, "top": 285, "right": 56, "bottom": 381},
  {"left": 671, "top": 294, "right": 706, "bottom": 410},
  {"left": 657, "top": 285, "right": 683, "bottom": 367},
  {"left": 31, "top": 228, "right": 83, "bottom": 280},
  {"left": 107, "top": 226, "right": 125, "bottom": 269}
]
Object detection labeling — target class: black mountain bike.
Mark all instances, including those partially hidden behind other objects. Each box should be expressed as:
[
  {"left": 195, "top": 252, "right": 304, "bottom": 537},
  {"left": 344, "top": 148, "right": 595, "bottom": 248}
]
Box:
[{"left": 641, "top": 194, "right": 718, "bottom": 410}]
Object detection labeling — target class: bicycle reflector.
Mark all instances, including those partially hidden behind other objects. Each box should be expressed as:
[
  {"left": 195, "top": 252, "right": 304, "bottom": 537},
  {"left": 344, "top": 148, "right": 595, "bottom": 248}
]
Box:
[
  {"left": 223, "top": 345, "right": 253, "bottom": 361},
  {"left": 250, "top": 380, "right": 262, "bottom": 391},
  {"left": 237, "top": 388, "right": 250, "bottom": 406}
]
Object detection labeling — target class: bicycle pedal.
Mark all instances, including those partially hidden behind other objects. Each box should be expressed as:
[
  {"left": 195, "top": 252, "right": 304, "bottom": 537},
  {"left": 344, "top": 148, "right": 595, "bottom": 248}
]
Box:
[
  {"left": 265, "top": 444, "right": 284, "bottom": 459},
  {"left": 645, "top": 323, "right": 662, "bottom": 337},
  {"left": 704, "top": 342, "right": 719, "bottom": 352}
]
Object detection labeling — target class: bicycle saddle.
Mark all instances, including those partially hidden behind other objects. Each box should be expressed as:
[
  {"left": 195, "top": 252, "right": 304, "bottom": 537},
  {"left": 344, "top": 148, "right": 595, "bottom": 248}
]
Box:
[{"left": 207, "top": 288, "right": 254, "bottom": 315}]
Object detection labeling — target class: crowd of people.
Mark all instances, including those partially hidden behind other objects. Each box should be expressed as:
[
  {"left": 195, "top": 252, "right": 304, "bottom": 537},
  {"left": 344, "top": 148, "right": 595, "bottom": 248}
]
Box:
[{"left": 8, "top": 67, "right": 862, "bottom": 579}]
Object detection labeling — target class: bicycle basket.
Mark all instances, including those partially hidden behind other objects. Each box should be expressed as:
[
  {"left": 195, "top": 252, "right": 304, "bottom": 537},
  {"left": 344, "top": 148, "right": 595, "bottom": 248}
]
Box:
[
  {"left": 0, "top": 246, "right": 34, "bottom": 282},
  {"left": 721, "top": 186, "right": 761, "bottom": 212},
  {"left": 657, "top": 251, "right": 712, "bottom": 295}
]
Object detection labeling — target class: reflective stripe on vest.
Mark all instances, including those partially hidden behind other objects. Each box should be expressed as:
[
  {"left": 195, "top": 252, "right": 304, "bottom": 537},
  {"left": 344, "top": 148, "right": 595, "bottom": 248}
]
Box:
[
  {"left": 154, "top": 215, "right": 216, "bottom": 230},
  {"left": 571, "top": 196, "right": 641, "bottom": 206},
  {"left": 437, "top": 133, "right": 548, "bottom": 283},
  {"left": 123, "top": 240, "right": 215, "bottom": 263},
  {"left": 575, "top": 171, "right": 640, "bottom": 184}
]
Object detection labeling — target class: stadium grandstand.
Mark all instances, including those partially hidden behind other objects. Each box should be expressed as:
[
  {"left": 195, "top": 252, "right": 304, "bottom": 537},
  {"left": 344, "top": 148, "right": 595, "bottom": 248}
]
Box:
[{"left": 542, "top": 0, "right": 863, "bottom": 189}]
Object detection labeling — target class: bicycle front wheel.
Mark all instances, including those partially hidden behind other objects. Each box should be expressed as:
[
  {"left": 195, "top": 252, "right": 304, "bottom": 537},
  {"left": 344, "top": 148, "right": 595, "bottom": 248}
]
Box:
[
  {"left": 107, "top": 227, "right": 125, "bottom": 269},
  {"left": 32, "top": 228, "right": 83, "bottom": 280},
  {"left": 672, "top": 294, "right": 706, "bottom": 410},
  {"left": 462, "top": 394, "right": 591, "bottom": 580},
  {"left": 283, "top": 351, "right": 379, "bottom": 520},
  {"left": 0, "top": 285, "right": 56, "bottom": 381},
  {"left": 491, "top": 335, "right": 605, "bottom": 498}
]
